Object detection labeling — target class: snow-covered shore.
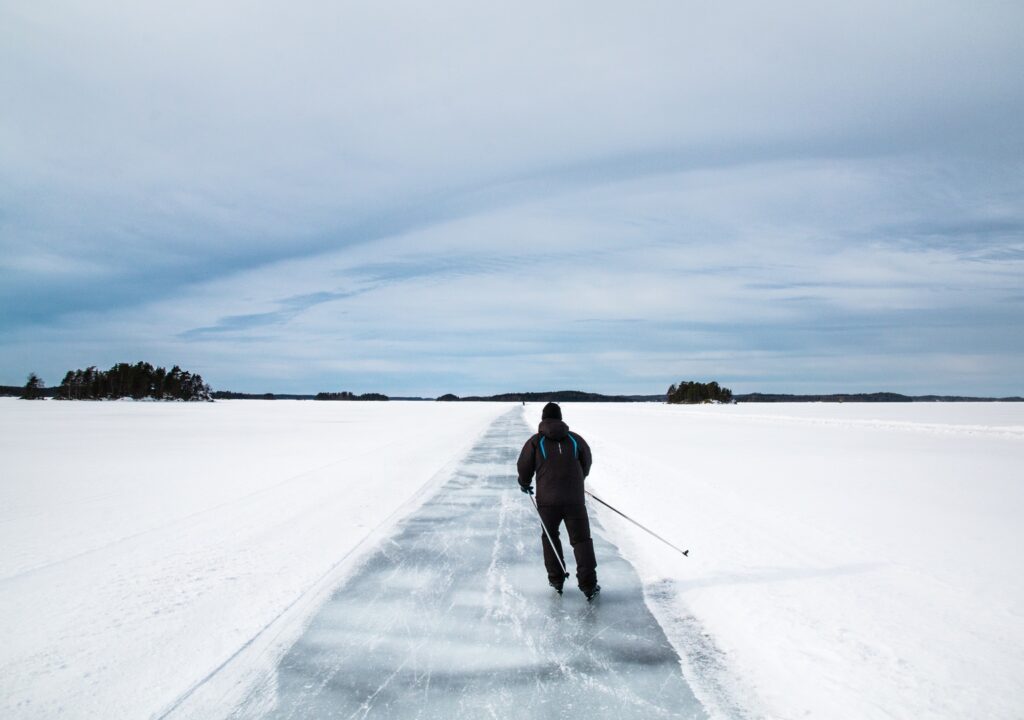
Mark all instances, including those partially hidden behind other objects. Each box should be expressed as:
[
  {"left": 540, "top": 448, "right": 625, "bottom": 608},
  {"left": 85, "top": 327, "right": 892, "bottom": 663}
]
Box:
[
  {"left": 544, "top": 402, "right": 1024, "bottom": 720},
  {"left": 0, "top": 399, "right": 507, "bottom": 718}
]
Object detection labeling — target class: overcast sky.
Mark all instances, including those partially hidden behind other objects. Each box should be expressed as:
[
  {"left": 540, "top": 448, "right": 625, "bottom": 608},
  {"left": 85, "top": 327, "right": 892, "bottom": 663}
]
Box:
[{"left": 2, "top": 1, "right": 1022, "bottom": 396}]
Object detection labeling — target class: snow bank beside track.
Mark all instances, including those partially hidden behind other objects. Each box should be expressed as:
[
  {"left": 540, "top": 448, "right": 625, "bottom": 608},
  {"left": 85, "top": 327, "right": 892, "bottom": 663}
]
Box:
[
  {"left": 531, "top": 402, "right": 1024, "bottom": 720},
  {"left": 0, "top": 399, "right": 507, "bottom": 719}
]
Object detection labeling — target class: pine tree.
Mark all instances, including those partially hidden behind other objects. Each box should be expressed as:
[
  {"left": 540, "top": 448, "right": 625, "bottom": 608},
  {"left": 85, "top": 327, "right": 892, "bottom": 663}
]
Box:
[{"left": 20, "top": 373, "right": 45, "bottom": 400}]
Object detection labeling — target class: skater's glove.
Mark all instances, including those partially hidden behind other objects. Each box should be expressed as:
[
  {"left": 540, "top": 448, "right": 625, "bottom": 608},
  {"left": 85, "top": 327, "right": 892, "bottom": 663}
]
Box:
[{"left": 520, "top": 485, "right": 534, "bottom": 495}]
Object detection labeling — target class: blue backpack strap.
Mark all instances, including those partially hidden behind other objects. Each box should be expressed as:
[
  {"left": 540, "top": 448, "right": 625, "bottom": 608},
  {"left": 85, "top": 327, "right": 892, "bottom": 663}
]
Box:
[
  {"left": 539, "top": 436, "right": 547, "bottom": 460},
  {"left": 567, "top": 433, "right": 578, "bottom": 459}
]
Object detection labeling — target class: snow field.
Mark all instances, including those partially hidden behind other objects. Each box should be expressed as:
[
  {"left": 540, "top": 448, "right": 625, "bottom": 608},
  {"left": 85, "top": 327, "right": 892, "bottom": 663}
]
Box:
[
  {"left": 0, "top": 399, "right": 507, "bottom": 719},
  {"left": 5, "top": 398, "right": 1021, "bottom": 719},
  {"left": 541, "top": 402, "right": 1024, "bottom": 720}
]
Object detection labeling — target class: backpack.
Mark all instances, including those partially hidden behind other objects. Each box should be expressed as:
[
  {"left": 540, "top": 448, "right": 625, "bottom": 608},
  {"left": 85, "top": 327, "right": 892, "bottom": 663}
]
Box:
[
  {"left": 538, "top": 433, "right": 578, "bottom": 461},
  {"left": 534, "top": 432, "right": 585, "bottom": 504}
]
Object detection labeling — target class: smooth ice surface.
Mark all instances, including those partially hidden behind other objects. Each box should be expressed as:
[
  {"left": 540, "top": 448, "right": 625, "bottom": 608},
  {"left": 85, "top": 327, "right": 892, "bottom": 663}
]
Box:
[{"left": 234, "top": 409, "right": 705, "bottom": 719}]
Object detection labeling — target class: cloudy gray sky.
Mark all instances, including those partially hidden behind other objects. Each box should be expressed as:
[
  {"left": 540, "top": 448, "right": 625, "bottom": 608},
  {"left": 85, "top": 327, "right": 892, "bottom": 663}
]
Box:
[{"left": 2, "top": 1, "right": 1022, "bottom": 396}]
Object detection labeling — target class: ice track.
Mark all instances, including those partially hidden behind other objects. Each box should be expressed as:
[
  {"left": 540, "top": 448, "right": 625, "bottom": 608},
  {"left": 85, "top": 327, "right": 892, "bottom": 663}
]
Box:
[{"left": 233, "top": 409, "right": 706, "bottom": 719}]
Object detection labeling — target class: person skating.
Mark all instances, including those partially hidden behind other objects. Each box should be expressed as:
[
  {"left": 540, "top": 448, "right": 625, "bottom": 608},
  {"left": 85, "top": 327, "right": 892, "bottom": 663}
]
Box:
[{"left": 517, "top": 402, "right": 600, "bottom": 600}]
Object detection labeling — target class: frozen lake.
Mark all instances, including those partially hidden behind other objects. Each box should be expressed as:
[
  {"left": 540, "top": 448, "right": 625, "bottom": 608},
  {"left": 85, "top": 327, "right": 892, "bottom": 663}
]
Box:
[
  {"left": 2, "top": 399, "right": 1022, "bottom": 719},
  {"left": 231, "top": 409, "right": 704, "bottom": 719}
]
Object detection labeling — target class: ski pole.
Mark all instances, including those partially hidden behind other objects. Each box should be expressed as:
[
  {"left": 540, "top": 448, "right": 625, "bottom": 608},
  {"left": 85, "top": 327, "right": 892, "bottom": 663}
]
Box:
[
  {"left": 585, "top": 490, "right": 689, "bottom": 557},
  {"left": 529, "top": 494, "right": 569, "bottom": 577}
]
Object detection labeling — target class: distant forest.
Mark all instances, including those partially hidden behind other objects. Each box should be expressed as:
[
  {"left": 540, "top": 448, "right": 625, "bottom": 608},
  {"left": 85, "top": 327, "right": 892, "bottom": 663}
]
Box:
[
  {"left": 211, "top": 391, "right": 316, "bottom": 400},
  {"left": 732, "top": 392, "right": 1024, "bottom": 402},
  {"left": 52, "top": 362, "right": 211, "bottom": 401},
  {"left": 211, "top": 391, "right": 280, "bottom": 400},
  {"left": 438, "top": 390, "right": 663, "bottom": 402},
  {"left": 314, "top": 391, "right": 389, "bottom": 401}
]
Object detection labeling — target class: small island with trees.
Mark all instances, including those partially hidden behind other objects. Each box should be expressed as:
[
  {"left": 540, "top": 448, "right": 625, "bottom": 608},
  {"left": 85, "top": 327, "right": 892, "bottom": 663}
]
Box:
[
  {"left": 53, "top": 362, "right": 212, "bottom": 401},
  {"left": 667, "top": 380, "right": 734, "bottom": 404}
]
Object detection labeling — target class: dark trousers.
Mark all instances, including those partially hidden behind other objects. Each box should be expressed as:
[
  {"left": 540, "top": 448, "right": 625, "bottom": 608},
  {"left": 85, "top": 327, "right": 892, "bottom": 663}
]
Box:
[{"left": 537, "top": 503, "right": 597, "bottom": 591}]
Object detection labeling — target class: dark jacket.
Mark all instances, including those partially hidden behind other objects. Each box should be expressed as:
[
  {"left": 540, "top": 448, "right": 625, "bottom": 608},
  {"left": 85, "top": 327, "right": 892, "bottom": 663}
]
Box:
[{"left": 517, "top": 419, "right": 593, "bottom": 506}]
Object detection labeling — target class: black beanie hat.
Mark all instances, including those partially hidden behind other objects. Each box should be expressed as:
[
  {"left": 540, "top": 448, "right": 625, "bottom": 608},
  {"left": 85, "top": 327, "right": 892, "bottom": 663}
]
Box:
[{"left": 541, "top": 402, "right": 562, "bottom": 420}]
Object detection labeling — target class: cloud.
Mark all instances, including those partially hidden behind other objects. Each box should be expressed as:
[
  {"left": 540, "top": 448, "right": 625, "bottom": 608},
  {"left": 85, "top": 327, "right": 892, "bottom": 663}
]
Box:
[
  {"left": 1, "top": 1, "right": 1022, "bottom": 394},
  {"left": 178, "top": 290, "right": 362, "bottom": 339}
]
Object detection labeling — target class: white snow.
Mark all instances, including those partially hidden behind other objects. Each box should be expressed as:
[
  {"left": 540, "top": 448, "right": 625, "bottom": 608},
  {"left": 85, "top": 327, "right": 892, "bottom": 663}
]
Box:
[
  {"left": 4, "top": 398, "right": 1023, "bottom": 719},
  {"left": 0, "top": 398, "right": 507, "bottom": 719},
  {"left": 538, "top": 402, "right": 1024, "bottom": 720}
]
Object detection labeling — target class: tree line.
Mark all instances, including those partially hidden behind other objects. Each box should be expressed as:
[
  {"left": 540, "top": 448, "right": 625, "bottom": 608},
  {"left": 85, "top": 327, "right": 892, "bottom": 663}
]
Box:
[
  {"left": 666, "top": 380, "right": 733, "bottom": 404},
  {"left": 436, "top": 390, "right": 664, "bottom": 402},
  {"left": 314, "top": 391, "right": 389, "bottom": 401},
  {"left": 53, "top": 362, "right": 211, "bottom": 401}
]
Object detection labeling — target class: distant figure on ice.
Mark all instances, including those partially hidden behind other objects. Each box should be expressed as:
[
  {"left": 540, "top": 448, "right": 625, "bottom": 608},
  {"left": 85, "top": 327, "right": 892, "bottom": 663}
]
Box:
[{"left": 517, "top": 402, "right": 600, "bottom": 600}]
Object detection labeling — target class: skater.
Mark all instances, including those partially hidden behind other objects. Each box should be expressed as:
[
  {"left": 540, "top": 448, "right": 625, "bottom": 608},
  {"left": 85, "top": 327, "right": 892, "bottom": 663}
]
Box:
[{"left": 517, "top": 402, "right": 600, "bottom": 600}]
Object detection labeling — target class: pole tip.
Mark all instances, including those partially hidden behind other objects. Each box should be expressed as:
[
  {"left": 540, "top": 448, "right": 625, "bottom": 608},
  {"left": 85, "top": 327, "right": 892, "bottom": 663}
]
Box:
[{"left": 683, "top": 549, "right": 689, "bottom": 556}]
